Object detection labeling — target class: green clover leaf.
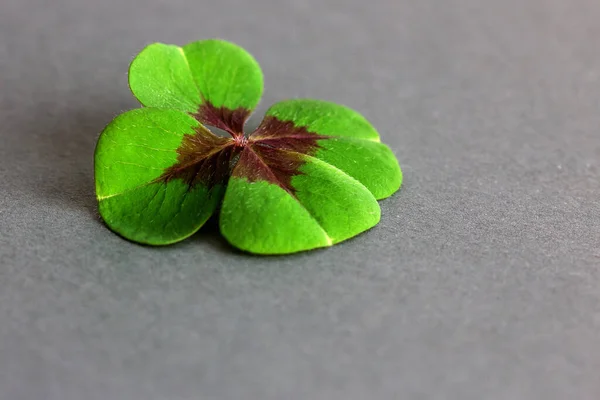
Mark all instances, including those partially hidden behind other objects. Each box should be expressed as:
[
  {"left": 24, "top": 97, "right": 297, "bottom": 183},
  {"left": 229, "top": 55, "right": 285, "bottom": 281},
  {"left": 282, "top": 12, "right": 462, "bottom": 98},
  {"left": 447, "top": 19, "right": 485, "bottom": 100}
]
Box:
[{"left": 95, "top": 39, "right": 402, "bottom": 254}]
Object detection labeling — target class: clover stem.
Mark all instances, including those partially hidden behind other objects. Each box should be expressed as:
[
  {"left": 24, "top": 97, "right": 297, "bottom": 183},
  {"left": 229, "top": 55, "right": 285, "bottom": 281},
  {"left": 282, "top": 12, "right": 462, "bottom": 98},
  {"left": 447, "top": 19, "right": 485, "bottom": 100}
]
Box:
[{"left": 233, "top": 134, "right": 248, "bottom": 147}]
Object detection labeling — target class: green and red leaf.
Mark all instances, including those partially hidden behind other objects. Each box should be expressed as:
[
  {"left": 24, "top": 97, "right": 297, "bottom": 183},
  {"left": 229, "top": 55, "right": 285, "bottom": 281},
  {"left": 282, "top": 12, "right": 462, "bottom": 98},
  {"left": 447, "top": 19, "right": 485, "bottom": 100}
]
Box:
[
  {"left": 251, "top": 99, "right": 402, "bottom": 199},
  {"left": 129, "top": 39, "right": 263, "bottom": 134},
  {"left": 94, "top": 108, "right": 227, "bottom": 245},
  {"left": 95, "top": 40, "right": 402, "bottom": 254}
]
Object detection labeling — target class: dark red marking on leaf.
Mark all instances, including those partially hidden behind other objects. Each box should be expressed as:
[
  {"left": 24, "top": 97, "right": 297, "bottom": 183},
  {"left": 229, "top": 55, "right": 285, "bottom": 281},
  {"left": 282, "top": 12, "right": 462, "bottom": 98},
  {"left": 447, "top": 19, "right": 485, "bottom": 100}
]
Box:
[
  {"left": 249, "top": 116, "right": 326, "bottom": 153},
  {"left": 232, "top": 145, "right": 304, "bottom": 195},
  {"left": 159, "top": 115, "right": 327, "bottom": 194},
  {"left": 236, "top": 116, "right": 327, "bottom": 194},
  {"left": 157, "top": 126, "right": 239, "bottom": 188},
  {"left": 194, "top": 102, "right": 250, "bottom": 137}
]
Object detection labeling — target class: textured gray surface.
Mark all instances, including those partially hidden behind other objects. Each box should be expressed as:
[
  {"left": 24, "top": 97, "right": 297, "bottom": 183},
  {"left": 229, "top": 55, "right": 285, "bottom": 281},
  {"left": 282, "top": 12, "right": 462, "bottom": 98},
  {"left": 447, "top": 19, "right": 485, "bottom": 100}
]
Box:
[{"left": 1, "top": 0, "right": 600, "bottom": 399}]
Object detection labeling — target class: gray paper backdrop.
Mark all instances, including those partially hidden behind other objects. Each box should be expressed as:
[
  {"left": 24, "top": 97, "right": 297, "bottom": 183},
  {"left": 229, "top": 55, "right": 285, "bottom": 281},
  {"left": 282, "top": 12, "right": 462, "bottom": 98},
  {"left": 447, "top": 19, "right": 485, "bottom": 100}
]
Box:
[{"left": 1, "top": 0, "right": 599, "bottom": 399}]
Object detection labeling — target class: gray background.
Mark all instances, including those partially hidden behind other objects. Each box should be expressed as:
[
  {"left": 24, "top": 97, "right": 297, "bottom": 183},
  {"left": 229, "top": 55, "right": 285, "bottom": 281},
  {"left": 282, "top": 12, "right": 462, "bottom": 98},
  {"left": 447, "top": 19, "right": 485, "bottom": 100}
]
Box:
[{"left": 1, "top": 0, "right": 599, "bottom": 399}]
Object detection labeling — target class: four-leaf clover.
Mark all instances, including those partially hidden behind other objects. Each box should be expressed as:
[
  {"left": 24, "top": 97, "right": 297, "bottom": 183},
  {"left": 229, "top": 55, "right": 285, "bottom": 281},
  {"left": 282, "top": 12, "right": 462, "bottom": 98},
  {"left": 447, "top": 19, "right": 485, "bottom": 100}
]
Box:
[{"left": 94, "top": 39, "right": 402, "bottom": 254}]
